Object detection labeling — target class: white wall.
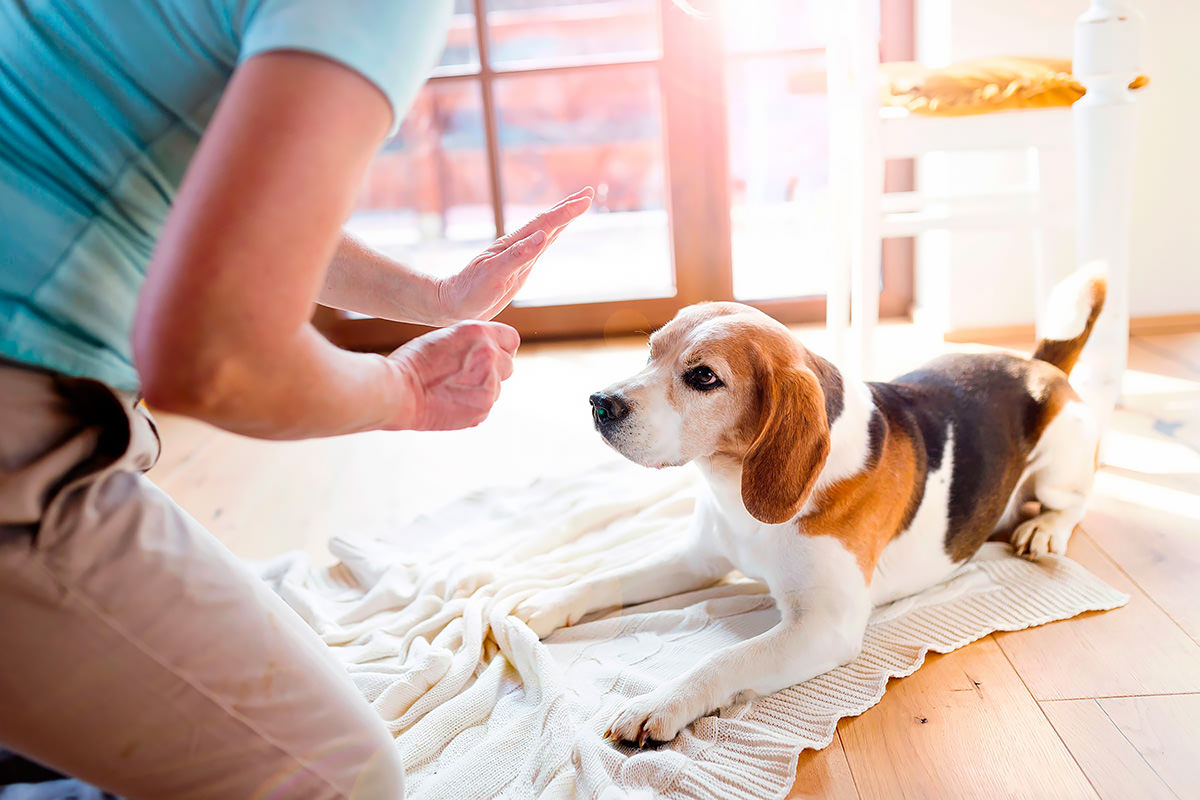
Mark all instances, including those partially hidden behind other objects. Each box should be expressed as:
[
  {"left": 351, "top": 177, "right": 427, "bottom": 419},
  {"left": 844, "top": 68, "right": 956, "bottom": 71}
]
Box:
[{"left": 913, "top": 0, "right": 1200, "bottom": 331}]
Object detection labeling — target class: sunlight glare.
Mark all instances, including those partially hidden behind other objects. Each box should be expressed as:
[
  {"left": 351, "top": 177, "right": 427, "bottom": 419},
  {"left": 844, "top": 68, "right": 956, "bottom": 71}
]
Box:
[
  {"left": 1120, "top": 368, "right": 1200, "bottom": 398},
  {"left": 1094, "top": 471, "right": 1200, "bottom": 521},
  {"left": 1103, "top": 429, "right": 1200, "bottom": 476}
]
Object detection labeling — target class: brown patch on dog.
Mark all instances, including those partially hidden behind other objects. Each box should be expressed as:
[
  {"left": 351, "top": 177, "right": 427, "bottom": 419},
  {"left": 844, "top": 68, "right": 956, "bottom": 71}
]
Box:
[
  {"left": 741, "top": 366, "right": 831, "bottom": 524},
  {"left": 799, "top": 419, "right": 922, "bottom": 579}
]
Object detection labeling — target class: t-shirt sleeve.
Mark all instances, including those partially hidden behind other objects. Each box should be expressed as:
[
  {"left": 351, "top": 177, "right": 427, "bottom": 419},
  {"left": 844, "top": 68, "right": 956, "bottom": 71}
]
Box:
[{"left": 237, "top": 0, "right": 453, "bottom": 136}]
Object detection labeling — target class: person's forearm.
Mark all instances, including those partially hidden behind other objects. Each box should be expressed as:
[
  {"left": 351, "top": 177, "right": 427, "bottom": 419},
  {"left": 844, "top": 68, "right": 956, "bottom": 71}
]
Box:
[
  {"left": 141, "top": 324, "right": 413, "bottom": 440},
  {"left": 319, "top": 233, "right": 449, "bottom": 326}
]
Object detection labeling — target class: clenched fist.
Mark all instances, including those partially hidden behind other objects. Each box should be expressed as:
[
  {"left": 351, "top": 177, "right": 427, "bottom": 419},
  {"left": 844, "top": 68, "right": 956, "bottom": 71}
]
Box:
[{"left": 385, "top": 321, "right": 520, "bottom": 431}]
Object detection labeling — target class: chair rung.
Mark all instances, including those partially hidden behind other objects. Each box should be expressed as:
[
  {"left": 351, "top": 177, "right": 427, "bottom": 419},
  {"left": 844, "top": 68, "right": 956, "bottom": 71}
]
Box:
[
  {"left": 880, "top": 207, "right": 1071, "bottom": 237},
  {"left": 880, "top": 189, "right": 1040, "bottom": 215},
  {"left": 879, "top": 107, "right": 1074, "bottom": 158}
]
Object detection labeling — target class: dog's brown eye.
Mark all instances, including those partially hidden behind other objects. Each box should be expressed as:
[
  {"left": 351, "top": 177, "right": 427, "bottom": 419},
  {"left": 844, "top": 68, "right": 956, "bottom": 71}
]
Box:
[{"left": 684, "top": 365, "right": 723, "bottom": 391}]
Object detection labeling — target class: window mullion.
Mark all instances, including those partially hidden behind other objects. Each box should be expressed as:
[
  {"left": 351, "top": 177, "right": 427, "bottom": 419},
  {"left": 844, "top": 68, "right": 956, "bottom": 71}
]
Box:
[{"left": 472, "top": 0, "right": 507, "bottom": 237}]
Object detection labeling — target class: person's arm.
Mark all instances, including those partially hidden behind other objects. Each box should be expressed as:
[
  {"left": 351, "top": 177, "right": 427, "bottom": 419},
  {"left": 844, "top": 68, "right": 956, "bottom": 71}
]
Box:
[
  {"left": 321, "top": 187, "right": 593, "bottom": 326},
  {"left": 133, "top": 51, "right": 514, "bottom": 440},
  {"left": 319, "top": 232, "right": 442, "bottom": 325}
]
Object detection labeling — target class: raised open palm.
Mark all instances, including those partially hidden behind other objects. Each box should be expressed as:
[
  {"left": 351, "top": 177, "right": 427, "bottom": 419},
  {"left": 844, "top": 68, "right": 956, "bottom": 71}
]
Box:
[{"left": 435, "top": 187, "right": 594, "bottom": 324}]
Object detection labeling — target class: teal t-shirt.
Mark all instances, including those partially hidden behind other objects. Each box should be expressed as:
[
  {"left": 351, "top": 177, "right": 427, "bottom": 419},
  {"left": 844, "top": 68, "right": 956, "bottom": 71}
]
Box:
[{"left": 0, "top": 0, "right": 451, "bottom": 391}]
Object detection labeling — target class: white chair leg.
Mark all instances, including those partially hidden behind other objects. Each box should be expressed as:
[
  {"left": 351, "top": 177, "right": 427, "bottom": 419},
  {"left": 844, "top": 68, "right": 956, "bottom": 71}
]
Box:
[
  {"left": 826, "top": 230, "right": 850, "bottom": 365},
  {"left": 824, "top": 0, "right": 862, "bottom": 368},
  {"left": 845, "top": 0, "right": 882, "bottom": 379},
  {"left": 849, "top": 196, "right": 881, "bottom": 379},
  {"left": 1071, "top": 0, "right": 1142, "bottom": 432},
  {"left": 826, "top": 98, "right": 852, "bottom": 366}
]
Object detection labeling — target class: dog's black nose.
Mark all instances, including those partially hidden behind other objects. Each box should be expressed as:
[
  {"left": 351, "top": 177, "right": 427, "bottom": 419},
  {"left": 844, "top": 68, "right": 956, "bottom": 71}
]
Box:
[{"left": 589, "top": 392, "right": 627, "bottom": 426}]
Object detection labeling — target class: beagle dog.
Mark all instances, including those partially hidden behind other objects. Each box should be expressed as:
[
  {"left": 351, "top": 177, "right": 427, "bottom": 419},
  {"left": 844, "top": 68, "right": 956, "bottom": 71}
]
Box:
[{"left": 516, "top": 270, "right": 1106, "bottom": 747}]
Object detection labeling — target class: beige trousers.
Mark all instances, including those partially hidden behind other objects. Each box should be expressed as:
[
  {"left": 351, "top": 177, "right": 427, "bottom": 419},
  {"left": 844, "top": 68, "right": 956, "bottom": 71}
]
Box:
[{"left": 0, "top": 361, "right": 404, "bottom": 799}]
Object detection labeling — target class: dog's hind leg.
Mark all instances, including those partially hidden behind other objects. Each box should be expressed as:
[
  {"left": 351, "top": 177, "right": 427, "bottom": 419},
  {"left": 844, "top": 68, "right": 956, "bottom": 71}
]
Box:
[{"left": 1011, "top": 400, "right": 1099, "bottom": 560}]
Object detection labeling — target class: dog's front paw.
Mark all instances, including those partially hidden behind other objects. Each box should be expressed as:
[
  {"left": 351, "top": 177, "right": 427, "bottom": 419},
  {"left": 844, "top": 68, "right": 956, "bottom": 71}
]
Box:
[
  {"left": 513, "top": 587, "right": 588, "bottom": 639},
  {"left": 1010, "top": 512, "right": 1073, "bottom": 561},
  {"left": 604, "top": 689, "right": 696, "bottom": 747}
]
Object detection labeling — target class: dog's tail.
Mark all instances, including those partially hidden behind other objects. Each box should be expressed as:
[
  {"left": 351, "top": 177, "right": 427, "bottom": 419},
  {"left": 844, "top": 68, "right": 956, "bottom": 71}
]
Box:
[{"left": 1032, "top": 263, "right": 1107, "bottom": 376}]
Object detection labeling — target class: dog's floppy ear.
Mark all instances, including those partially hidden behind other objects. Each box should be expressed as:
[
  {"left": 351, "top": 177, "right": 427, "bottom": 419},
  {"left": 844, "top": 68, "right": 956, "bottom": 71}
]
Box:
[{"left": 741, "top": 366, "right": 831, "bottom": 524}]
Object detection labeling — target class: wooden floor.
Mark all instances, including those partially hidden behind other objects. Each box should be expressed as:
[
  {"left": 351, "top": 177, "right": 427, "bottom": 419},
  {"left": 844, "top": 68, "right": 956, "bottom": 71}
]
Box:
[{"left": 148, "top": 325, "right": 1200, "bottom": 800}]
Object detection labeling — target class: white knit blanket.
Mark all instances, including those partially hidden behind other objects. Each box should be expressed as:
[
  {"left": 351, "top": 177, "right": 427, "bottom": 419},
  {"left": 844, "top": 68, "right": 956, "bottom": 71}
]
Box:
[{"left": 258, "top": 462, "right": 1128, "bottom": 800}]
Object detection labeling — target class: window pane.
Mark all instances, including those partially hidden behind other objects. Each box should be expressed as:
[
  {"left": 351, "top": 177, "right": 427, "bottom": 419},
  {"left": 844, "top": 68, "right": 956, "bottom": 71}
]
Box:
[
  {"left": 346, "top": 81, "right": 494, "bottom": 283},
  {"left": 439, "top": 1, "right": 481, "bottom": 70},
  {"left": 718, "top": 0, "right": 828, "bottom": 54},
  {"left": 494, "top": 67, "right": 673, "bottom": 305},
  {"left": 727, "top": 54, "right": 830, "bottom": 301},
  {"left": 486, "top": 0, "right": 659, "bottom": 67}
]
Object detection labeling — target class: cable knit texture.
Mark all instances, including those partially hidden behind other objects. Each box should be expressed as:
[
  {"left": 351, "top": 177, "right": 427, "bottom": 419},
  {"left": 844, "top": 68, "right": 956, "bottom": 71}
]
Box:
[{"left": 257, "top": 461, "right": 1128, "bottom": 800}]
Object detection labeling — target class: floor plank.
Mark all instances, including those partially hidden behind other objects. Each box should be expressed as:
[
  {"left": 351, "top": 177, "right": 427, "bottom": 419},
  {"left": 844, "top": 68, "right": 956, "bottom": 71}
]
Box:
[
  {"left": 1131, "top": 333, "right": 1200, "bottom": 379},
  {"left": 1096, "top": 693, "right": 1200, "bottom": 797},
  {"left": 1082, "top": 495, "right": 1200, "bottom": 645},
  {"left": 993, "top": 531, "right": 1200, "bottom": 700},
  {"left": 837, "top": 637, "right": 1097, "bottom": 800},
  {"left": 788, "top": 733, "right": 860, "bottom": 800},
  {"left": 1042, "top": 694, "right": 1200, "bottom": 800}
]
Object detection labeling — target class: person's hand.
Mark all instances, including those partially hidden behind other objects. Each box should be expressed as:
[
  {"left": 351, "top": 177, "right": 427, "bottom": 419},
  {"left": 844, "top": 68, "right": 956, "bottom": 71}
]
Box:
[
  {"left": 384, "top": 320, "right": 520, "bottom": 431},
  {"left": 433, "top": 187, "right": 594, "bottom": 324}
]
